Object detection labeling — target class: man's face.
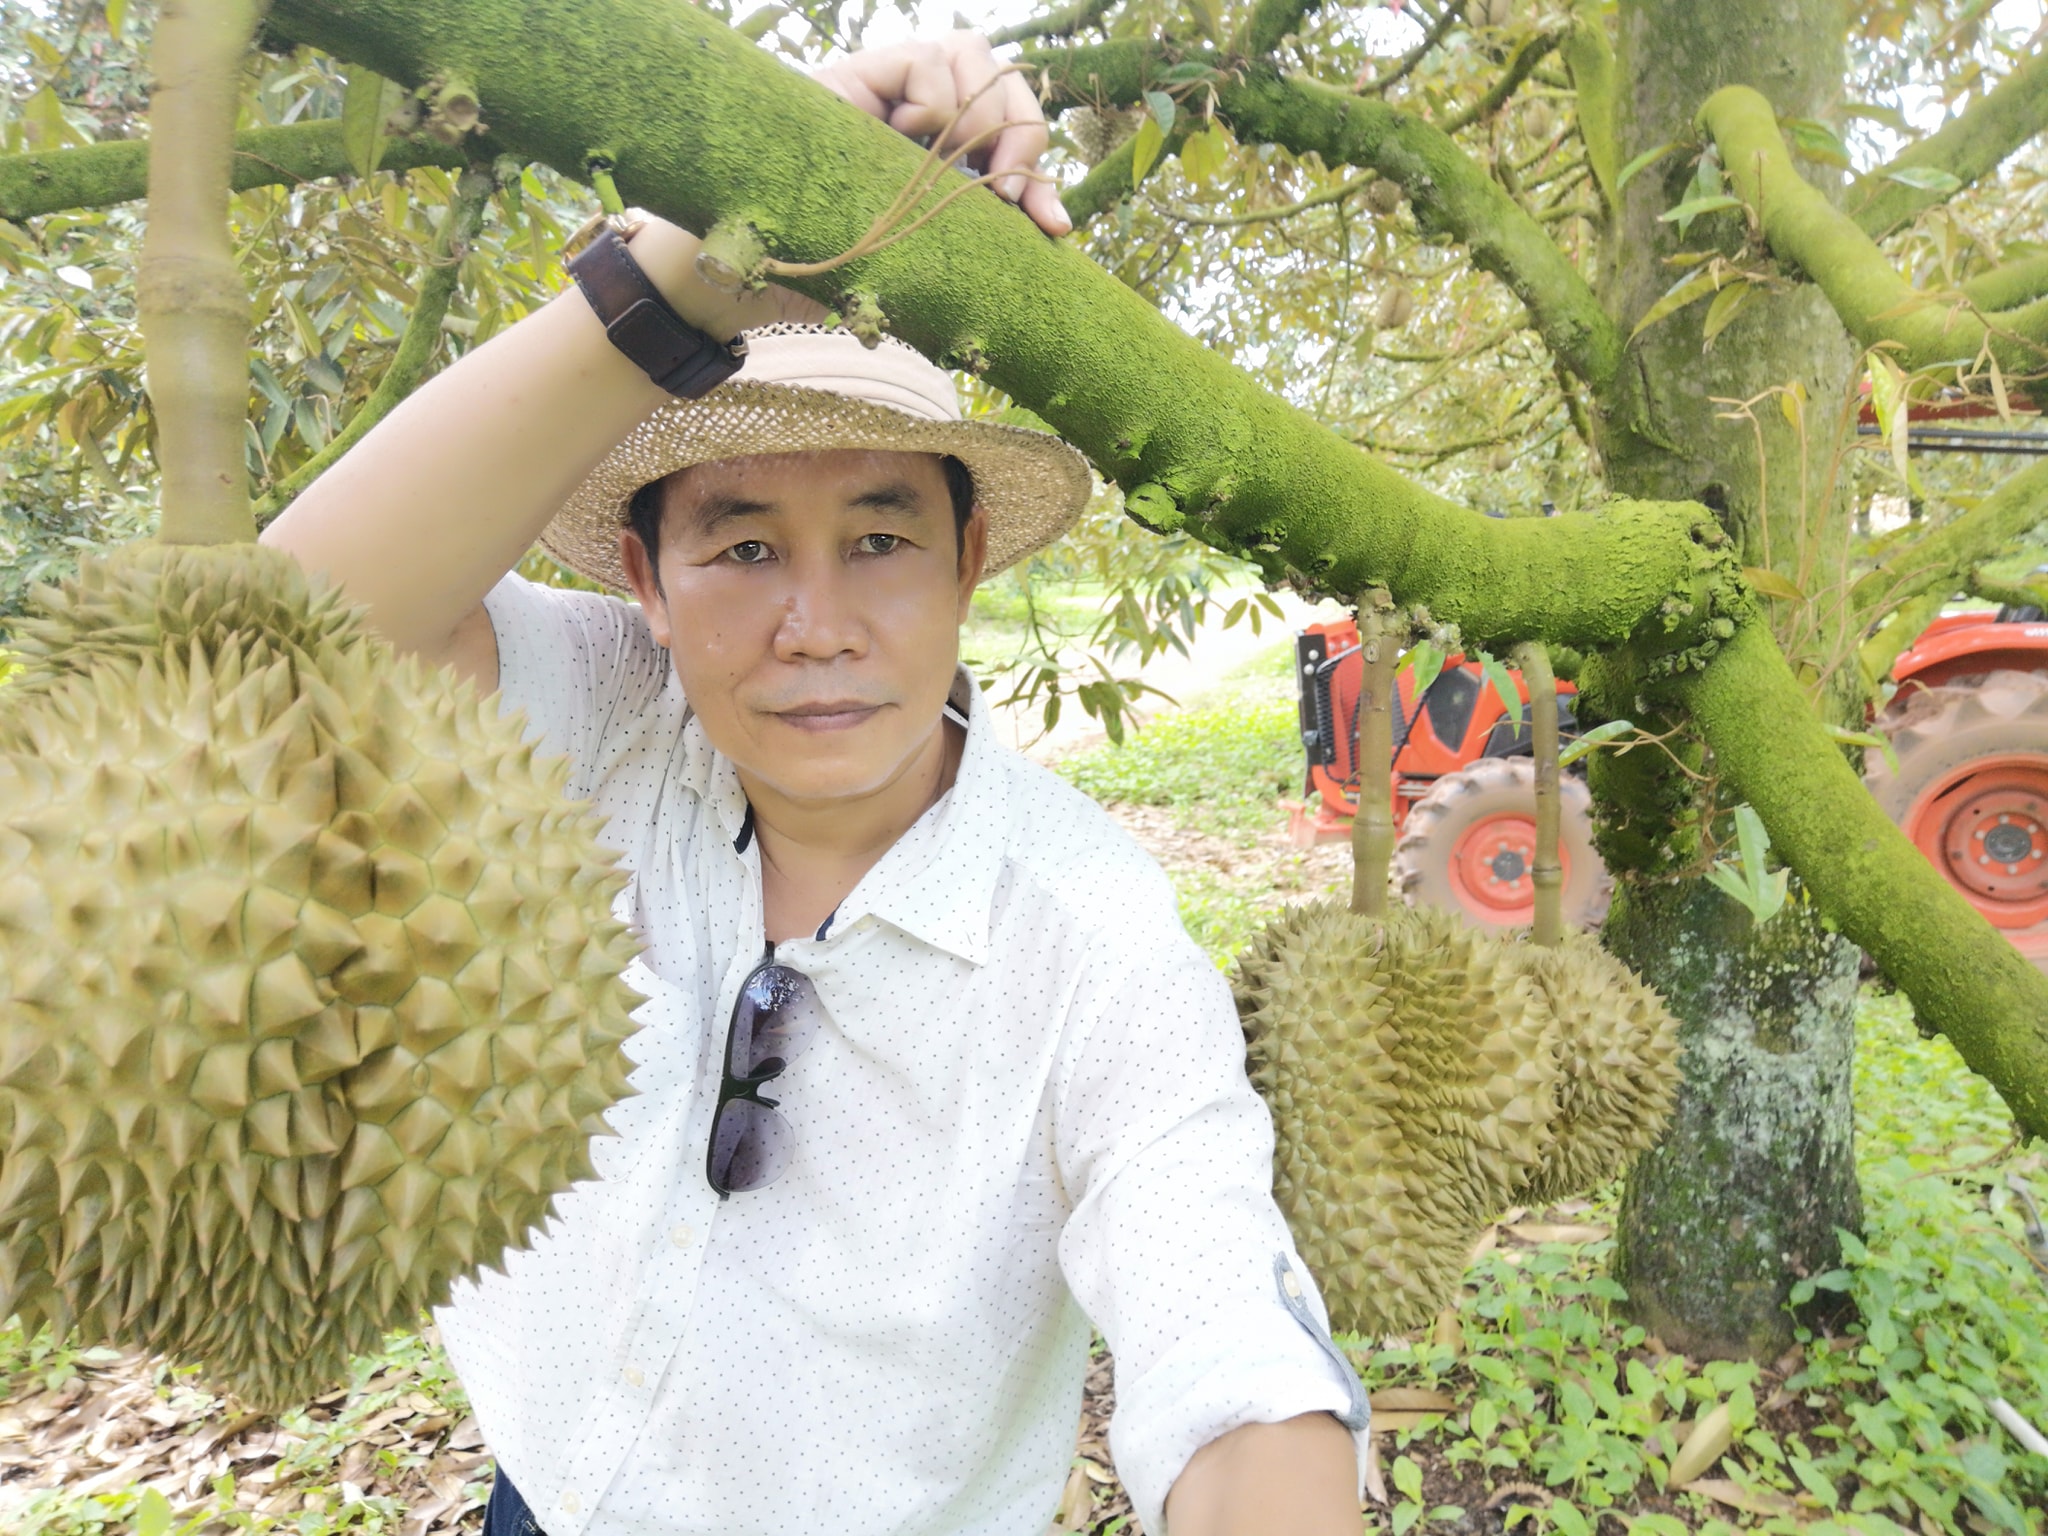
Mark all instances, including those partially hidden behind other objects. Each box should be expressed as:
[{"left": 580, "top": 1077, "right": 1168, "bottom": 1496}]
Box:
[{"left": 618, "top": 449, "right": 987, "bottom": 806}]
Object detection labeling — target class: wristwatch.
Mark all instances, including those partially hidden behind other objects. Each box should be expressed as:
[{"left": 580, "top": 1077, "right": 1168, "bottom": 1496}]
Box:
[{"left": 568, "top": 220, "right": 747, "bottom": 398}]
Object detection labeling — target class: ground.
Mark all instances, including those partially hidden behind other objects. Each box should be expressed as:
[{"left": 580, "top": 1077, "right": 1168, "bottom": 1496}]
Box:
[{"left": 4, "top": 629, "right": 2046, "bottom": 1536}]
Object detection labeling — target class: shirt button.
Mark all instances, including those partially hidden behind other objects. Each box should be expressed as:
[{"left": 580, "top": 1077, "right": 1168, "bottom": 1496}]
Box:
[
  {"left": 624, "top": 1365, "right": 646, "bottom": 1388},
  {"left": 670, "top": 1222, "right": 696, "bottom": 1247},
  {"left": 560, "top": 1494, "right": 581, "bottom": 1516}
]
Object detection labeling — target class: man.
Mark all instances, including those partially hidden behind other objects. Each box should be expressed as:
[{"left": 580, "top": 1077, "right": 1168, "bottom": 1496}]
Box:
[{"left": 264, "top": 31, "right": 1367, "bottom": 1536}]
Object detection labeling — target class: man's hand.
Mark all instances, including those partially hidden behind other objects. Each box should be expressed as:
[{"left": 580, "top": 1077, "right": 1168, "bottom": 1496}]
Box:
[
  {"left": 812, "top": 31, "right": 1072, "bottom": 237},
  {"left": 1164, "top": 1413, "right": 1361, "bottom": 1536}
]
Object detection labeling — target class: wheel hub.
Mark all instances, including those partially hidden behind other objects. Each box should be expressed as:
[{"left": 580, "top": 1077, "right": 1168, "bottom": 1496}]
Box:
[
  {"left": 1907, "top": 755, "right": 2048, "bottom": 927},
  {"left": 1448, "top": 810, "right": 1567, "bottom": 923}
]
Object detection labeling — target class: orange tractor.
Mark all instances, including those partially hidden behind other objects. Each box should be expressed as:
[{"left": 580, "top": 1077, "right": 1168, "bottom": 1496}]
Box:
[{"left": 1288, "top": 602, "right": 2048, "bottom": 968}]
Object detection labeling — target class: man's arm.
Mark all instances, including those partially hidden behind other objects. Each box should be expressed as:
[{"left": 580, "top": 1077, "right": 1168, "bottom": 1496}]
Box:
[
  {"left": 1165, "top": 1413, "right": 1361, "bottom": 1536},
  {"left": 259, "top": 32, "right": 1063, "bottom": 690}
]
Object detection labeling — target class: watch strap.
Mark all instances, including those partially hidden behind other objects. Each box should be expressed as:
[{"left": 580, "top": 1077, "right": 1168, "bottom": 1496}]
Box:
[{"left": 569, "top": 224, "right": 746, "bottom": 398}]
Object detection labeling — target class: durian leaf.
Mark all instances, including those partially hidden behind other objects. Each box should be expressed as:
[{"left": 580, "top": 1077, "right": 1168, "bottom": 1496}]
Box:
[
  {"left": 1400, "top": 639, "right": 1445, "bottom": 699},
  {"left": 1476, "top": 649, "right": 1523, "bottom": 730},
  {"left": 1557, "top": 717, "right": 1633, "bottom": 767}
]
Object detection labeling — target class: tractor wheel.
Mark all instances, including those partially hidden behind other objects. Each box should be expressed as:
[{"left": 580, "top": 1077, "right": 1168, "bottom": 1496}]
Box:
[
  {"left": 1394, "top": 756, "right": 1612, "bottom": 931},
  {"left": 1866, "top": 668, "right": 2048, "bottom": 973}
]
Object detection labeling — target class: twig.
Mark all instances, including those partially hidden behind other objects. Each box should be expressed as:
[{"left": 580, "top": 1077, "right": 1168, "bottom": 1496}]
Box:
[
  {"left": 1351, "top": 590, "right": 1399, "bottom": 918},
  {"left": 1162, "top": 174, "right": 1371, "bottom": 228},
  {"left": 1517, "top": 640, "right": 1562, "bottom": 946},
  {"left": 1356, "top": 1, "right": 1467, "bottom": 97}
]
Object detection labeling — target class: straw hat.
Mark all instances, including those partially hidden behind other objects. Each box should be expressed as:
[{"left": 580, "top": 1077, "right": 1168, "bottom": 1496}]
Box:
[{"left": 540, "top": 323, "right": 1095, "bottom": 591}]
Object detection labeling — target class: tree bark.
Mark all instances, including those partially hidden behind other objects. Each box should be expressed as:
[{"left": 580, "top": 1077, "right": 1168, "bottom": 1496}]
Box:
[
  {"left": 1598, "top": 0, "right": 1864, "bottom": 1356},
  {"left": 1607, "top": 878, "right": 1862, "bottom": 1359}
]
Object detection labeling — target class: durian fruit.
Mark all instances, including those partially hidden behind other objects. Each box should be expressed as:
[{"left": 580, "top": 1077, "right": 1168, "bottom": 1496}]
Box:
[
  {"left": 0, "top": 542, "right": 643, "bottom": 1409},
  {"left": 1235, "top": 899, "right": 1559, "bottom": 1337},
  {"left": 1504, "top": 929, "right": 1681, "bottom": 1206}
]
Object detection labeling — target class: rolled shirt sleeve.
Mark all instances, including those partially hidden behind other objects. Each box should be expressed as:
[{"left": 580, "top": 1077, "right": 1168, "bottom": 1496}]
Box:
[{"left": 1050, "top": 914, "right": 1371, "bottom": 1534}]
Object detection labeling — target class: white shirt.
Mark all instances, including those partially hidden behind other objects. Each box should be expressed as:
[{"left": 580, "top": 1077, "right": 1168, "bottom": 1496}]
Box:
[{"left": 436, "top": 574, "right": 1368, "bottom": 1536}]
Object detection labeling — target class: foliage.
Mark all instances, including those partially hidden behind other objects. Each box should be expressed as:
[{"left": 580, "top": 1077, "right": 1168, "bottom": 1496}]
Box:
[
  {"left": 1054, "top": 665, "right": 1300, "bottom": 834},
  {"left": 1345, "top": 991, "right": 2048, "bottom": 1535}
]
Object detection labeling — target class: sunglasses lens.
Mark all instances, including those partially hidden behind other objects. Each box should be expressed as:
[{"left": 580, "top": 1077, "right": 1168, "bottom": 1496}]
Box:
[
  {"left": 730, "top": 963, "right": 823, "bottom": 1077},
  {"left": 710, "top": 1097, "right": 792, "bottom": 1194}
]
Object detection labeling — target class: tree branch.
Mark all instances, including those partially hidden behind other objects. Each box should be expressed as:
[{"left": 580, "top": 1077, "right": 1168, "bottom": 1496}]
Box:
[
  {"left": 1850, "top": 43, "right": 2048, "bottom": 240},
  {"left": 1162, "top": 173, "right": 1368, "bottom": 227},
  {"left": 1857, "top": 589, "right": 1945, "bottom": 688},
  {"left": 1701, "top": 85, "right": 2048, "bottom": 375},
  {"left": 141, "top": 0, "right": 268, "bottom": 547},
  {"left": 1353, "top": 0, "right": 1464, "bottom": 97},
  {"left": 1439, "top": 27, "right": 1559, "bottom": 137},
  {"left": 1557, "top": 0, "right": 1617, "bottom": 206},
  {"left": 989, "top": 0, "right": 1115, "bottom": 50},
  {"left": 1850, "top": 453, "right": 2048, "bottom": 621},
  {"left": 1058, "top": 113, "right": 1193, "bottom": 231},
  {"left": 253, "top": 164, "right": 493, "bottom": 523},
  {"left": 1676, "top": 619, "right": 2048, "bottom": 1141},
  {"left": 1965, "top": 252, "right": 2048, "bottom": 315},
  {"left": 0, "top": 119, "right": 466, "bottom": 223},
  {"left": 1238, "top": 0, "right": 1328, "bottom": 59},
  {"left": 1032, "top": 41, "right": 1624, "bottom": 392},
  {"left": 264, "top": 0, "right": 2048, "bottom": 1139}
]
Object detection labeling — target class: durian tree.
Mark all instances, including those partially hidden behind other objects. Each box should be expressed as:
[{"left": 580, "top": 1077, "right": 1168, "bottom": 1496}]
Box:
[{"left": 5, "top": 0, "right": 2048, "bottom": 1365}]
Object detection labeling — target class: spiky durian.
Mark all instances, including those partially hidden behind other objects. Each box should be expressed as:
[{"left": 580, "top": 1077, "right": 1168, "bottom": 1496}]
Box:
[
  {"left": 0, "top": 544, "right": 643, "bottom": 1409},
  {"left": 1504, "top": 929, "right": 1681, "bottom": 1206},
  {"left": 1234, "top": 900, "right": 1558, "bottom": 1337}
]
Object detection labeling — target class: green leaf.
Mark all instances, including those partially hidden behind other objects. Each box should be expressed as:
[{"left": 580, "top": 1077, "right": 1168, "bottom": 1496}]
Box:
[
  {"left": 1557, "top": 717, "right": 1634, "bottom": 767},
  {"left": 342, "top": 69, "right": 397, "bottom": 179},
  {"left": 25, "top": 86, "right": 68, "bottom": 150},
  {"left": 1401, "top": 640, "right": 1445, "bottom": 699},
  {"left": 1179, "top": 123, "right": 1230, "bottom": 184},
  {"left": 1392, "top": 1454, "right": 1425, "bottom": 1502},
  {"left": 1701, "top": 279, "right": 1756, "bottom": 344},
  {"left": 1143, "top": 90, "right": 1177, "bottom": 139},
  {"left": 1658, "top": 193, "right": 1743, "bottom": 237},
  {"left": 1867, "top": 354, "right": 1911, "bottom": 486},
  {"left": 1130, "top": 117, "right": 1166, "bottom": 187},
  {"left": 1630, "top": 268, "right": 1720, "bottom": 340},
  {"left": 1883, "top": 164, "right": 1963, "bottom": 194},
  {"left": 1614, "top": 141, "right": 1676, "bottom": 193},
  {"left": 1826, "top": 722, "right": 1900, "bottom": 775},
  {"left": 1741, "top": 565, "right": 1805, "bottom": 602},
  {"left": 1784, "top": 117, "right": 1852, "bottom": 168},
  {"left": 135, "top": 1489, "right": 173, "bottom": 1536},
  {"left": 1477, "top": 649, "right": 1523, "bottom": 729},
  {"left": 1184, "top": 0, "right": 1220, "bottom": 42},
  {"left": 104, "top": 0, "right": 129, "bottom": 39}
]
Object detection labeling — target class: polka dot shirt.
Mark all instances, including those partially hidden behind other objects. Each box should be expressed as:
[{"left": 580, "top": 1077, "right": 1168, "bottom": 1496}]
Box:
[{"left": 434, "top": 575, "right": 1368, "bottom": 1536}]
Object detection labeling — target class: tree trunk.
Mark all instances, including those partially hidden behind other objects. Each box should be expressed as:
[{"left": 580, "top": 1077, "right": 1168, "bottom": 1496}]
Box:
[
  {"left": 1597, "top": 0, "right": 1864, "bottom": 1357},
  {"left": 1606, "top": 880, "right": 1862, "bottom": 1358}
]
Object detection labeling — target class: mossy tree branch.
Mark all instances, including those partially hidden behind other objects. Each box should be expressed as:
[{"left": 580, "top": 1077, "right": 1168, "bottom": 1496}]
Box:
[
  {"left": 0, "top": 120, "right": 466, "bottom": 223},
  {"left": 141, "top": 0, "right": 268, "bottom": 547},
  {"left": 261, "top": 0, "right": 2048, "bottom": 1138},
  {"left": 1858, "top": 589, "right": 1946, "bottom": 689},
  {"left": 1238, "top": 0, "right": 1327, "bottom": 58},
  {"left": 1850, "top": 43, "right": 2048, "bottom": 240},
  {"left": 253, "top": 164, "right": 494, "bottom": 523},
  {"left": 1850, "top": 453, "right": 2048, "bottom": 622},
  {"left": 1059, "top": 113, "right": 1193, "bottom": 231},
  {"left": 1676, "top": 620, "right": 2048, "bottom": 1139},
  {"left": 1700, "top": 86, "right": 2048, "bottom": 375},
  {"left": 1029, "top": 41, "right": 1625, "bottom": 393},
  {"left": 988, "top": 0, "right": 1116, "bottom": 49},
  {"left": 1964, "top": 252, "right": 2048, "bottom": 316}
]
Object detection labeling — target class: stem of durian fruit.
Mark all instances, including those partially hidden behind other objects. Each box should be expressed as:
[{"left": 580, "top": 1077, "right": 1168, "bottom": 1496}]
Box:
[
  {"left": 1350, "top": 591, "right": 1400, "bottom": 919},
  {"left": 1516, "top": 640, "right": 1562, "bottom": 948},
  {"left": 139, "top": 0, "right": 268, "bottom": 547}
]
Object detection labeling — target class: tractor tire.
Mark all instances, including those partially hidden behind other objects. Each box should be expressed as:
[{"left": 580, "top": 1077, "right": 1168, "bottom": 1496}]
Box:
[
  {"left": 1866, "top": 668, "right": 2048, "bottom": 973},
  {"left": 1394, "top": 756, "right": 1612, "bottom": 931}
]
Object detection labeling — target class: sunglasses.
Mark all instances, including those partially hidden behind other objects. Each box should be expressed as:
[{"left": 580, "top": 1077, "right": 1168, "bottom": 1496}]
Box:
[{"left": 707, "top": 951, "right": 824, "bottom": 1197}]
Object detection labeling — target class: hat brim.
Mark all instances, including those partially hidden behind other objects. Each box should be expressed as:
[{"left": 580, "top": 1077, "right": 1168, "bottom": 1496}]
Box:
[{"left": 539, "top": 379, "right": 1095, "bottom": 592}]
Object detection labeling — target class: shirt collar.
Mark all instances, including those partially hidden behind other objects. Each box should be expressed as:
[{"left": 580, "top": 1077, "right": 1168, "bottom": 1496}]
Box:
[{"left": 678, "top": 669, "right": 1009, "bottom": 966}]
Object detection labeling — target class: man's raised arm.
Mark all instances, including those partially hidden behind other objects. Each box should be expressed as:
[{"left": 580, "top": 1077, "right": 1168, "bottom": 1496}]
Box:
[{"left": 259, "top": 31, "right": 1064, "bottom": 690}]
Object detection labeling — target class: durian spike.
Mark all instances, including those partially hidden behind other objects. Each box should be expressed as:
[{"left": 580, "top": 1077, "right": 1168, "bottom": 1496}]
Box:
[
  {"left": 1350, "top": 590, "right": 1400, "bottom": 918},
  {"left": 138, "top": 0, "right": 265, "bottom": 547},
  {"left": 1515, "top": 640, "right": 1563, "bottom": 948}
]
